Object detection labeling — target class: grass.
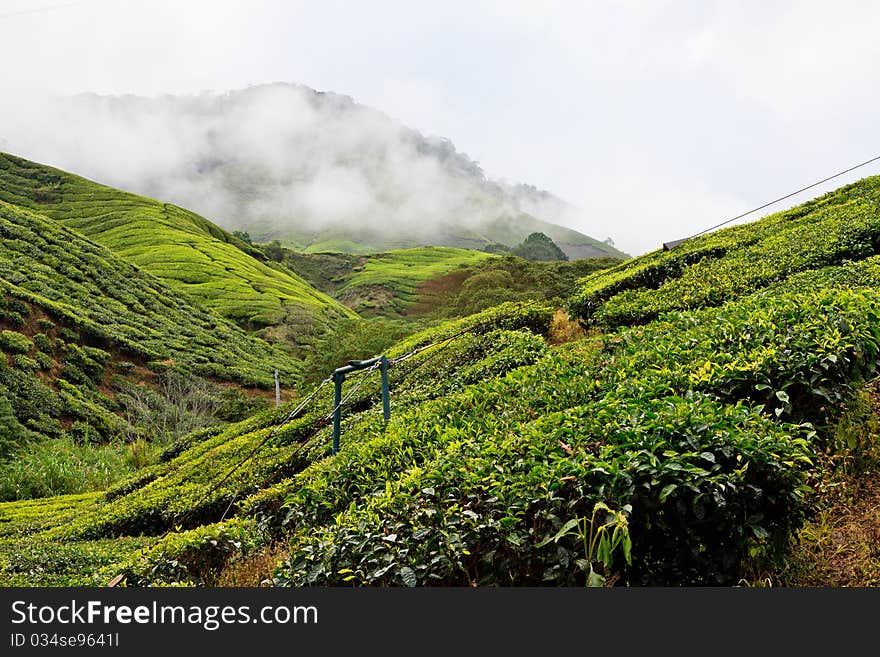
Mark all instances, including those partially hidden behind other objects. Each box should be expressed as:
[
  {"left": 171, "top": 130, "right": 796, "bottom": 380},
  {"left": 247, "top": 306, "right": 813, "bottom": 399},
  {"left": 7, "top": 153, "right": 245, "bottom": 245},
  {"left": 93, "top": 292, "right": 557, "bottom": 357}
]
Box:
[
  {"left": 772, "top": 381, "right": 880, "bottom": 586},
  {"left": 0, "top": 161, "right": 321, "bottom": 492},
  {"left": 0, "top": 436, "right": 146, "bottom": 502}
]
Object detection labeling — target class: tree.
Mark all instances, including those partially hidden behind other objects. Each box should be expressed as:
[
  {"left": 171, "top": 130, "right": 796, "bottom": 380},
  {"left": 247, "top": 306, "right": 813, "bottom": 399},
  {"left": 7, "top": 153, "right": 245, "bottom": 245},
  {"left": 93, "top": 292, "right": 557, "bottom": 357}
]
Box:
[
  {"left": 481, "top": 242, "right": 512, "bottom": 255},
  {"left": 454, "top": 270, "right": 523, "bottom": 315},
  {"left": 511, "top": 232, "right": 569, "bottom": 262},
  {"left": 264, "top": 239, "right": 286, "bottom": 262}
]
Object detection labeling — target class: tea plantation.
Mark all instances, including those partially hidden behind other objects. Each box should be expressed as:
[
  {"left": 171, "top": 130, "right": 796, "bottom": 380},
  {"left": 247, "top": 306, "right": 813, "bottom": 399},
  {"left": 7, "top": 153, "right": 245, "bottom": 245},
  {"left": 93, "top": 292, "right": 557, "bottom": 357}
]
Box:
[
  {"left": 1, "top": 175, "right": 879, "bottom": 586},
  {"left": 0, "top": 153, "right": 356, "bottom": 335},
  {"left": 0, "top": 198, "right": 302, "bottom": 450},
  {"left": 281, "top": 245, "right": 622, "bottom": 318}
]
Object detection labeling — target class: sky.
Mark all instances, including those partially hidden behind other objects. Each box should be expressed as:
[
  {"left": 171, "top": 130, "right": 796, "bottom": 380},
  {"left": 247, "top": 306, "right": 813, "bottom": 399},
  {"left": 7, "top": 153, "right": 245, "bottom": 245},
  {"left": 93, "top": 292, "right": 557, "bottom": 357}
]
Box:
[{"left": 1, "top": 0, "right": 879, "bottom": 256}]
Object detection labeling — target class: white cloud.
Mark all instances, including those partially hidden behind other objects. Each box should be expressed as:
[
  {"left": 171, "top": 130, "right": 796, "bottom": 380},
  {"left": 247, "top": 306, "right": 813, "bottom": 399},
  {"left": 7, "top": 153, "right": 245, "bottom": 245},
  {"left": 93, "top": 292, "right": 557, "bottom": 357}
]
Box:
[{"left": 1, "top": 0, "right": 879, "bottom": 256}]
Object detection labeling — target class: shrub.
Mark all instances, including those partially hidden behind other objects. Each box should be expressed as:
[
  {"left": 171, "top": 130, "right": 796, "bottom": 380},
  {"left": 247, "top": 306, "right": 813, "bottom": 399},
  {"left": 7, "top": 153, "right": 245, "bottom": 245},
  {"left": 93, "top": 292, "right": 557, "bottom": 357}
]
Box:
[
  {"left": 0, "top": 392, "right": 26, "bottom": 459},
  {"left": 0, "top": 330, "right": 32, "bottom": 354},
  {"left": 12, "top": 354, "right": 39, "bottom": 372},
  {"left": 32, "top": 333, "right": 52, "bottom": 352}
]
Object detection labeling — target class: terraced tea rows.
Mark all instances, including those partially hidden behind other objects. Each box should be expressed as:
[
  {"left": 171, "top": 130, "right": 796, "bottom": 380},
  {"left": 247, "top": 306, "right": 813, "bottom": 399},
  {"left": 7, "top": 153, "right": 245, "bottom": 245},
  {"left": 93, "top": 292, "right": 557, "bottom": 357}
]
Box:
[{"left": 0, "top": 153, "right": 356, "bottom": 334}]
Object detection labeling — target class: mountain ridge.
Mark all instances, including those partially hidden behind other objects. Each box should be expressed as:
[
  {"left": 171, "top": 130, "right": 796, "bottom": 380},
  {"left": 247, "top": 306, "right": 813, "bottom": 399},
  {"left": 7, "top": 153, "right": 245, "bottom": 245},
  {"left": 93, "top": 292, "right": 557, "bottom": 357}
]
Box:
[{"left": 0, "top": 83, "right": 628, "bottom": 260}]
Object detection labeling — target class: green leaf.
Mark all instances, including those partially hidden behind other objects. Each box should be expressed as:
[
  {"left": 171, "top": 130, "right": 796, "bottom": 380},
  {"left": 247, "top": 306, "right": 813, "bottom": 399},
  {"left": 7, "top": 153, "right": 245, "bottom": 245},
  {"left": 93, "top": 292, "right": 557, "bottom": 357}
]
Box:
[
  {"left": 586, "top": 565, "right": 605, "bottom": 588},
  {"left": 536, "top": 517, "right": 580, "bottom": 547},
  {"left": 399, "top": 566, "right": 417, "bottom": 587},
  {"left": 659, "top": 483, "right": 677, "bottom": 502},
  {"left": 596, "top": 535, "right": 612, "bottom": 567},
  {"left": 775, "top": 390, "right": 790, "bottom": 403},
  {"left": 622, "top": 533, "right": 633, "bottom": 565}
]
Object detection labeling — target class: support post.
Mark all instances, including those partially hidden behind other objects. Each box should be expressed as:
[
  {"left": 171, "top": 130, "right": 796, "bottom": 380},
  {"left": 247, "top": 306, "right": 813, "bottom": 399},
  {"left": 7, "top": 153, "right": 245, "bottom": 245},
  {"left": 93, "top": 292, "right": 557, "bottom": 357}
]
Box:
[
  {"left": 380, "top": 355, "right": 390, "bottom": 422},
  {"left": 274, "top": 370, "right": 281, "bottom": 407},
  {"left": 332, "top": 371, "right": 344, "bottom": 455},
  {"left": 330, "top": 355, "right": 389, "bottom": 455}
]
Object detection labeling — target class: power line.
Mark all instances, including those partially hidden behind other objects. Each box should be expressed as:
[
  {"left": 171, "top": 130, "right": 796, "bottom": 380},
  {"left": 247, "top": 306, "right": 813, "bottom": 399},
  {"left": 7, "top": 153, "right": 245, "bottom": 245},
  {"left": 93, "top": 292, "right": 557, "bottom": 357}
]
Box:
[{"left": 686, "top": 153, "right": 880, "bottom": 241}]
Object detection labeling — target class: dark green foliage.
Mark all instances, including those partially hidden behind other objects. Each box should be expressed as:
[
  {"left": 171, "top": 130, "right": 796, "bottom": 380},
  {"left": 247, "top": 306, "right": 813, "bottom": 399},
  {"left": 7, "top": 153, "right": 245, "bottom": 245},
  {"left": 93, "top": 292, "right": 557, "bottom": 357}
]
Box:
[
  {"left": 453, "top": 270, "right": 524, "bottom": 315},
  {"left": 263, "top": 240, "right": 286, "bottom": 263},
  {"left": 12, "top": 354, "right": 39, "bottom": 372},
  {"left": 0, "top": 438, "right": 135, "bottom": 502},
  {"left": 428, "top": 256, "right": 621, "bottom": 318},
  {"left": 0, "top": 199, "right": 299, "bottom": 387},
  {"left": 271, "top": 286, "right": 877, "bottom": 586},
  {"left": 0, "top": 330, "right": 32, "bottom": 354},
  {"left": 0, "top": 361, "right": 62, "bottom": 424},
  {"left": 3, "top": 175, "right": 880, "bottom": 588},
  {"left": 34, "top": 352, "right": 53, "bottom": 371},
  {"left": 512, "top": 232, "right": 569, "bottom": 261},
  {"left": 274, "top": 244, "right": 618, "bottom": 320},
  {"left": 0, "top": 190, "right": 309, "bottom": 446},
  {"left": 7, "top": 284, "right": 876, "bottom": 586},
  {"left": 480, "top": 242, "right": 512, "bottom": 255},
  {"left": 0, "top": 392, "right": 25, "bottom": 459},
  {"left": 232, "top": 230, "right": 252, "bottom": 244},
  {"left": 32, "top": 333, "right": 52, "bottom": 353},
  {"left": 215, "top": 389, "right": 270, "bottom": 423}
]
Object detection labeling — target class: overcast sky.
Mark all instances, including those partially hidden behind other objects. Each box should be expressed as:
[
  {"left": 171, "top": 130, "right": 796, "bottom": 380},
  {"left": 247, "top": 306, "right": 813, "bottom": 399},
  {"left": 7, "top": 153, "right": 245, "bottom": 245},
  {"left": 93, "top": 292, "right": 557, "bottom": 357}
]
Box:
[{"left": 2, "top": 0, "right": 879, "bottom": 256}]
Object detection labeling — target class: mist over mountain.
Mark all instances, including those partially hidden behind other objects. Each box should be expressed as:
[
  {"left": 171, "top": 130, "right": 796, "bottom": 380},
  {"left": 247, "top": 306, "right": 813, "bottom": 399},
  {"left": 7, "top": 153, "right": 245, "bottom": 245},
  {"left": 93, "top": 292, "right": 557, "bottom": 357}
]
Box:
[{"left": 0, "top": 83, "right": 626, "bottom": 259}]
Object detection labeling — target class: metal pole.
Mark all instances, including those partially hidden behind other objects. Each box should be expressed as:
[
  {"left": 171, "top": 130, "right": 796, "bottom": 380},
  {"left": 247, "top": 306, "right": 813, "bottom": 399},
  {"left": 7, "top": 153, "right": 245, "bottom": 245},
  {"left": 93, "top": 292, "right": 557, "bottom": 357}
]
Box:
[
  {"left": 274, "top": 370, "right": 280, "bottom": 407},
  {"left": 332, "top": 371, "right": 344, "bottom": 454},
  {"left": 380, "top": 356, "right": 390, "bottom": 422}
]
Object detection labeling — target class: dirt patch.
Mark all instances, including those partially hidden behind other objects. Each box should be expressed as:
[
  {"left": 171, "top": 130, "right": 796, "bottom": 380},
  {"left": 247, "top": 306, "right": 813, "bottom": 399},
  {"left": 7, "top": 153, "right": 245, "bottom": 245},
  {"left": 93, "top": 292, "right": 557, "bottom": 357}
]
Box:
[
  {"left": 337, "top": 284, "right": 399, "bottom": 315},
  {"left": 409, "top": 269, "right": 472, "bottom": 316},
  {"left": 785, "top": 472, "right": 880, "bottom": 586}
]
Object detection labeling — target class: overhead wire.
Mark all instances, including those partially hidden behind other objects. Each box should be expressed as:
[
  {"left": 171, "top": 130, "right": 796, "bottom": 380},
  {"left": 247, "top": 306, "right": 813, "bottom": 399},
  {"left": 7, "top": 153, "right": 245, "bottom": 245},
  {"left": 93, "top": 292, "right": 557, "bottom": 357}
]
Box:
[{"left": 684, "top": 154, "right": 880, "bottom": 241}]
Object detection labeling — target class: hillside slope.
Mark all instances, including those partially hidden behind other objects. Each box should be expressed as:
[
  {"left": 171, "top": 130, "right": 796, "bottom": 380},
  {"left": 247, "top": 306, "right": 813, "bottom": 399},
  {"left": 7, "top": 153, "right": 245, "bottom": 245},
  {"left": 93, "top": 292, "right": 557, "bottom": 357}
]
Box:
[
  {"left": 569, "top": 175, "right": 880, "bottom": 327},
  {"left": 280, "top": 247, "right": 621, "bottom": 318},
  {"left": 0, "top": 197, "right": 301, "bottom": 448},
  {"left": 305, "top": 247, "right": 495, "bottom": 316},
  {"left": 3, "top": 176, "right": 880, "bottom": 586},
  {"left": 0, "top": 153, "right": 356, "bottom": 337},
  {"left": 0, "top": 85, "right": 627, "bottom": 260},
  {"left": 271, "top": 211, "right": 627, "bottom": 260}
]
